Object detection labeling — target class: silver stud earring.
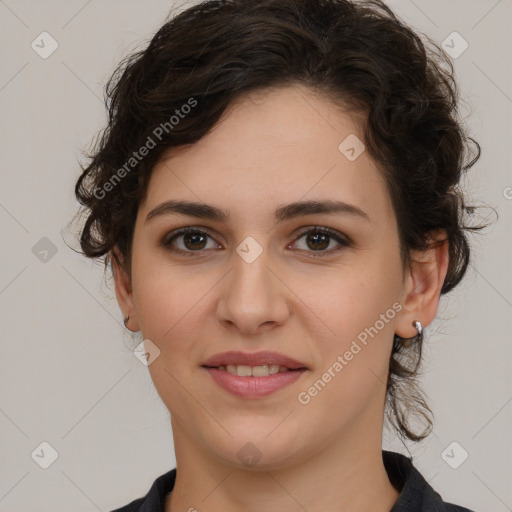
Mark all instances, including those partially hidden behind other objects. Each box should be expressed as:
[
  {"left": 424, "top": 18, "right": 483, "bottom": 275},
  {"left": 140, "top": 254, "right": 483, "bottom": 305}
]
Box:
[
  {"left": 413, "top": 320, "right": 423, "bottom": 339},
  {"left": 123, "top": 315, "right": 130, "bottom": 327},
  {"left": 395, "top": 320, "right": 423, "bottom": 348}
]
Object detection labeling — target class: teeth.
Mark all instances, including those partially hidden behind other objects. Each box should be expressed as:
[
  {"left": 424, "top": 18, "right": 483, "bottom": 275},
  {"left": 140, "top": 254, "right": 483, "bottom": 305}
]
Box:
[
  {"left": 268, "top": 364, "right": 284, "bottom": 375},
  {"left": 235, "top": 364, "right": 252, "bottom": 377},
  {"left": 219, "top": 364, "right": 291, "bottom": 377},
  {"left": 248, "top": 365, "right": 266, "bottom": 377}
]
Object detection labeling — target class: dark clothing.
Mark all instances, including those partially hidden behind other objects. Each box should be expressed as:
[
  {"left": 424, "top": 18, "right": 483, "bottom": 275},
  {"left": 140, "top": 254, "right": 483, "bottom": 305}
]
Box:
[{"left": 110, "top": 450, "right": 476, "bottom": 512}]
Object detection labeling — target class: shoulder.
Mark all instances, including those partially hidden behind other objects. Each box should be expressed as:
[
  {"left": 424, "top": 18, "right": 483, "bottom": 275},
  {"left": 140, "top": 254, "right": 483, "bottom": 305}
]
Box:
[
  {"left": 108, "top": 469, "right": 176, "bottom": 512},
  {"left": 110, "top": 497, "right": 145, "bottom": 512},
  {"left": 383, "top": 451, "right": 478, "bottom": 512},
  {"left": 444, "top": 504, "right": 477, "bottom": 512}
]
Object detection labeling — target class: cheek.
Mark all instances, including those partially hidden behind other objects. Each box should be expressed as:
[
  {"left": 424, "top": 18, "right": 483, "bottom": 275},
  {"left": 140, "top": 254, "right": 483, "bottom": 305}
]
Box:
[
  {"left": 305, "top": 249, "right": 403, "bottom": 350},
  {"left": 132, "top": 263, "right": 209, "bottom": 346},
  {"left": 130, "top": 259, "right": 213, "bottom": 414},
  {"left": 131, "top": 233, "right": 204, "bottom": 334},
  {"left": 130, "top": 248, "right": 228, "bottom": 402},
  {"left": 298, "top": 248, "right": 403, "bottom": 412}
]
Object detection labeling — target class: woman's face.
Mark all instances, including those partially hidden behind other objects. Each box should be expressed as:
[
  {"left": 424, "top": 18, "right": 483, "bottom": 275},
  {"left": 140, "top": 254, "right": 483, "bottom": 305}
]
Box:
[{"left": 115, "top": 85, "right": 421, "bottom": 470}]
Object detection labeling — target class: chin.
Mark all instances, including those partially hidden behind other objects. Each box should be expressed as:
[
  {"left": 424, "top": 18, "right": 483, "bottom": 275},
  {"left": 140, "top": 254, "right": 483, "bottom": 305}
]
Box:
[{"left": 206, "top": 429, "right": 308, "bottom": 472}]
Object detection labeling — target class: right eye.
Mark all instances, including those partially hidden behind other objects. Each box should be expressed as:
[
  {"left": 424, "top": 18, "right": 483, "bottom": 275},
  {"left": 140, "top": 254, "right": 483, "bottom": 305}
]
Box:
[{"left": 161, "top": 227, "right": 222, "bottom": 255}]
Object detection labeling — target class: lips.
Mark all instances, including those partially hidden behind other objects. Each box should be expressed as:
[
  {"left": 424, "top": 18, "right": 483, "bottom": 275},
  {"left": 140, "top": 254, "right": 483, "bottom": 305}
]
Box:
[
  {"left": 201, "top": 351, "right": 308, "bottom": 399},
  {"left": 201, "top": 350, "right": 308, "bottom": 370}
]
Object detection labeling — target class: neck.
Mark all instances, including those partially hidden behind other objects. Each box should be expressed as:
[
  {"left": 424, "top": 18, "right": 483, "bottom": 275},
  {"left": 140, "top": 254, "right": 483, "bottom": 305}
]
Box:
[{"left": 166, "top": 413, "right": 399, "bottom": 512}]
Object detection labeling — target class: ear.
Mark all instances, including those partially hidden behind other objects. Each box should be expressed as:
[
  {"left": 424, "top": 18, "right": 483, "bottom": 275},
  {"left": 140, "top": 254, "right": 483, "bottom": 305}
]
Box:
[
  {"left": 395, "top": 230, "right": 449, "bottom": 338},
  {"left": 111, "top": 245, "right": 140, "bottom": 332}
]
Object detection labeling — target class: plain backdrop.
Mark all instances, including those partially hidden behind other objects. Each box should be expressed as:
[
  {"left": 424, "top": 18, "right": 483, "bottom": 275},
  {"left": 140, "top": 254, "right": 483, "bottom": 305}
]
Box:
[{"left": 0, "top": 1, "right": 511, "bottom": 511}]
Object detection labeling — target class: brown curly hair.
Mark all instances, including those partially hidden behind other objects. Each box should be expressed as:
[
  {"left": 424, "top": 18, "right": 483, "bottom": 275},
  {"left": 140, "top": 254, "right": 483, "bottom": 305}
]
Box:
[{"left": 72, "top": 0, "right": 482, "bottom": 442}]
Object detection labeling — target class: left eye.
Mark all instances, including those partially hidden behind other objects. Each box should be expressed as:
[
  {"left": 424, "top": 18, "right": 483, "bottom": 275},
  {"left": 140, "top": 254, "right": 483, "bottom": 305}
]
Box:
[
  {"left": 291, "top": 227, "right": 351, "bottom": 255},
  {"left": 161, "top": 226, "right": 350, "bottom": 256}
]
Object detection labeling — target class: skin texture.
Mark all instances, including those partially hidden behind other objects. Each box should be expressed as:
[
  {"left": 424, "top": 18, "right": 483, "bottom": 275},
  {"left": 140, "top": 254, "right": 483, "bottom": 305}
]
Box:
[{"left": 112, "top": 85, "right": 449, "bottom": 512}]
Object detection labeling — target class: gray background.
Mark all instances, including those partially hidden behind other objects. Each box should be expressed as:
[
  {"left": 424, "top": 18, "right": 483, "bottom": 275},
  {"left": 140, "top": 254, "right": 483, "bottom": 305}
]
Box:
[{"left": 0, "top": 1, "right": 510, "bottom": 511}]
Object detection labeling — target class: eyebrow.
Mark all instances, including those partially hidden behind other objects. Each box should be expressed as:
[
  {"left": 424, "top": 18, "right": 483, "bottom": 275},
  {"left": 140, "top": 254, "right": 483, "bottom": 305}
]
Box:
[{"left": 145, "top": 199, "right": 370, "bottom": 225}]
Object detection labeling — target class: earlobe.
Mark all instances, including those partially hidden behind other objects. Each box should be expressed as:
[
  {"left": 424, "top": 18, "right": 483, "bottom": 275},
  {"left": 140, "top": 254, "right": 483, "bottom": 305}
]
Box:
[
  {"left": 395, "top": 232, "right": 449, "bottom": 338},
  {"left": 111, "top": 246, "right": 140, "bottom": 331}
]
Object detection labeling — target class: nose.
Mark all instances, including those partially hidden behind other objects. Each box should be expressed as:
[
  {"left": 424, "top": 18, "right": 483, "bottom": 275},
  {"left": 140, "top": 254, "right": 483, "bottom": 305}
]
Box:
[{"left": 216, "top": 245, "right": 291, "bottom": 336}]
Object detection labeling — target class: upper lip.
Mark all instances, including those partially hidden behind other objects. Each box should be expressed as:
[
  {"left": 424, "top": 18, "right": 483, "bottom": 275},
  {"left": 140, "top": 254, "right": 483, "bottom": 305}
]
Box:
[{"left": 201, "top": 351, "right": 308, "bottom": 370}]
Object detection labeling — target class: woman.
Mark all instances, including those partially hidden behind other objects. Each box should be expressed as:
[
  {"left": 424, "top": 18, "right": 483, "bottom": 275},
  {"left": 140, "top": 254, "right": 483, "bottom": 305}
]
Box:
[{"left": 73, "top": 0, "right": 481, "bottom": 510}]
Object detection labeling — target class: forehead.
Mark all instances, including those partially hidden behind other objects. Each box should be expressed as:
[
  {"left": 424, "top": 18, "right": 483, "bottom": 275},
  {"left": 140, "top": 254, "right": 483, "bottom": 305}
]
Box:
[{"left": 140, "top": 85, "right": 392, "bottom": 226}]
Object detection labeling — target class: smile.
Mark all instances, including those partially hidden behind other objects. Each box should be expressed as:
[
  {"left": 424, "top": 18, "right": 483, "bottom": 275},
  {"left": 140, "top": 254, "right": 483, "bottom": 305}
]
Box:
[
  {"left": 214, "top": 364, "right": 294, "bottom": 377},
  {"left": 203, "top": 366, "right": 307, "bottom": 398}
]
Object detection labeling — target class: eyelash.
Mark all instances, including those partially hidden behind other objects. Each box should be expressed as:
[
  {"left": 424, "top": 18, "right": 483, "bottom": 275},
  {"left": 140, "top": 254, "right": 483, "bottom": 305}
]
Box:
[{"left": 160, "top": 226, "right": 352, "bottom": 259}]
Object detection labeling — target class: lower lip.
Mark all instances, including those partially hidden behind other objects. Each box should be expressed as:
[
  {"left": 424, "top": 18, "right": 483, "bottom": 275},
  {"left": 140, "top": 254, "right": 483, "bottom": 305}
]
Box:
[{"left": 203, "top": 367, "right": 307, "bottom": 398}]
